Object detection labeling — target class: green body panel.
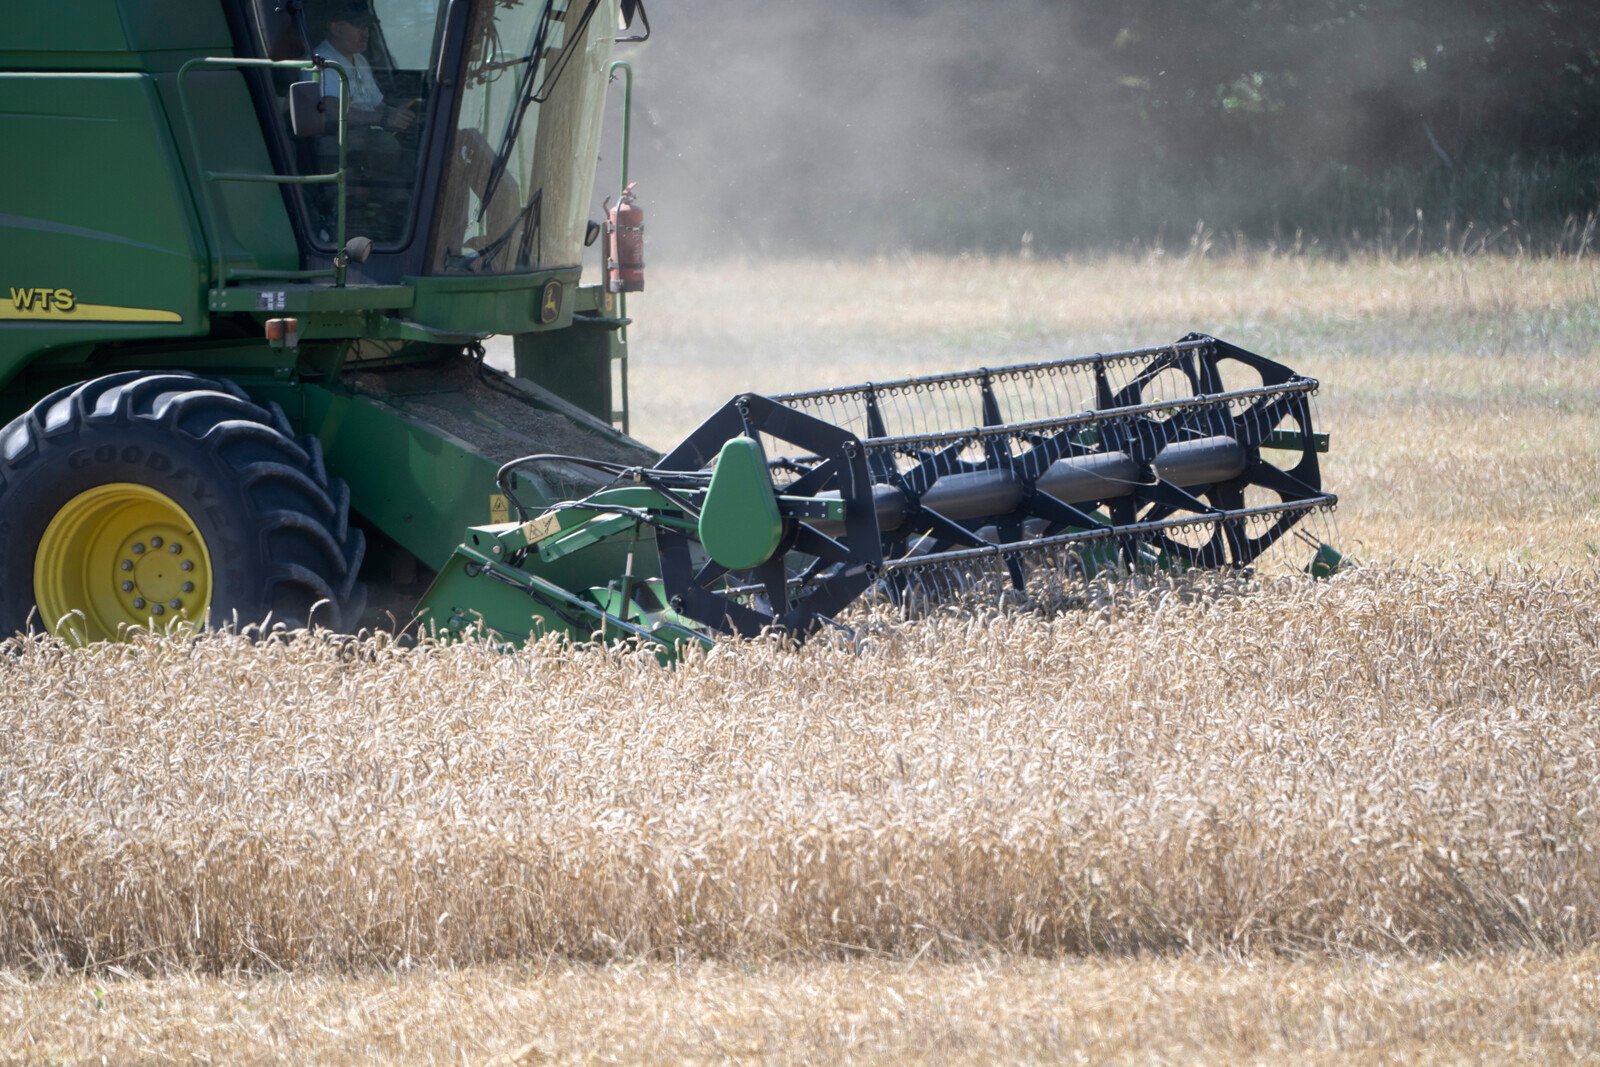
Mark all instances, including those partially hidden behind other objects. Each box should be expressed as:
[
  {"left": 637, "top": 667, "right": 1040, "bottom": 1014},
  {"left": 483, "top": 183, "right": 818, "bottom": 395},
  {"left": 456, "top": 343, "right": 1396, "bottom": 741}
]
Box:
[
  {"left": 29, "top": 337, "right": 298, "bottom": 382},
  {"left": 1308, "top": 542, "right": 1347, "bottom": 578},
  {"left": 421, "top": 543, "right": 606, "bottom": 646},
  {"left": 416, "top": 499, "right": 703, "bottom": 657},
  {"left": 517, "top": 486, "right": 686, "bottom": 566},
  {"left": 699, "top": 438, "right": 784, "bottom": 570},
  {"left": 296, "top": 382, "right": 533, "bottom": 572},
  {"left": 0, "top": 60, "right": 300, "bottom": 398},
  {"left": 0, "top": 73, "right": 207, "bottom": 392},
  {"left": 287, "top": 379, "right": 650, "bottom": 580},
  {"left": 505, "top": 486, "right": 668, "bottom": 599},
  {"left": 1, "top": 1, "right": 231, "bottom": 71},
  {"left": 1262, "top": 429, "right": 1331, "bottom": 453},
  {"left": 408, "top": 269, "right": 582, "bottom": 336},
  {"left": 208, "top": 285, "right": 415, "bottom": 316},
  {"left": 513, "top": 300, "right": 626, "bottom": 423}
]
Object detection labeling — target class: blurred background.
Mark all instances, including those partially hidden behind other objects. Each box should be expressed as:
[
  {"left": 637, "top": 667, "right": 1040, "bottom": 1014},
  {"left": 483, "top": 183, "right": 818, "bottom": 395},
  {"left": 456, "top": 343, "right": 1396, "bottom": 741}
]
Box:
[{"left": 607, "top": 1, "right": 1600, "bottom": 259}]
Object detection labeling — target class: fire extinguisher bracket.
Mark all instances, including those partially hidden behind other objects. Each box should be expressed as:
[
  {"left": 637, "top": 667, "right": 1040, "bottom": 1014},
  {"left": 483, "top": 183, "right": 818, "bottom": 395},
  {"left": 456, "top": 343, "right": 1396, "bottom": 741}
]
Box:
[{"left": 606, "top": 181, "right": 646, "bottom": 294}]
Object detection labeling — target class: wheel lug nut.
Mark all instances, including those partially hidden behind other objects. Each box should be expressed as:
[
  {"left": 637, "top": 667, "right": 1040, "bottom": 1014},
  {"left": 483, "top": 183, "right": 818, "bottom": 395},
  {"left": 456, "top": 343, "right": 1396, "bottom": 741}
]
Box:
[
  {"left": 121, "top": 581, "right": 135, "bottom": 593},
  {"left": 169, "top": 599, "right": 182, "bottom": 610},
  {"left": 150, "top": 536, "right": 163, "bottom": 549},
  {"left": 132, "top": 598, "right": 146, "bottom": 610},
  {"left": 151, "top": 604, "right": 164, "bottom": 616},
  {"left": 169, "top": 543, "right": 182, "bottom": 555},
  {"left": 121, "top": 560, "right": 134, "bottom": 572},
  {"left": 180, "top": 560, "right": 194, "bottom": 572},
  {"left": 131, "top": 543, "right": 145, "bottom": 555},
  {"left": 181, "top": 582, "right": 195, "bottom": 593}
]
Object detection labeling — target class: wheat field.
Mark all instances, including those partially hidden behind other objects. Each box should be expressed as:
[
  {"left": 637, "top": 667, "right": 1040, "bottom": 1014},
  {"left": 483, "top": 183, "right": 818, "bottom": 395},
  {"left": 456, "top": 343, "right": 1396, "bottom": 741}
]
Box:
[{"left": 4, "top": 253, "right": 1599, "bottom": 1063}]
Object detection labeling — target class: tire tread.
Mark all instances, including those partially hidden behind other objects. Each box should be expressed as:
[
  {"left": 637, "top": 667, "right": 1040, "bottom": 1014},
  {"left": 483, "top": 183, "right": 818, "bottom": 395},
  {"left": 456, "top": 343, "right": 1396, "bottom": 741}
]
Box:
[{"left": 0, "top": 371, "right": 365, "bottom": 634}]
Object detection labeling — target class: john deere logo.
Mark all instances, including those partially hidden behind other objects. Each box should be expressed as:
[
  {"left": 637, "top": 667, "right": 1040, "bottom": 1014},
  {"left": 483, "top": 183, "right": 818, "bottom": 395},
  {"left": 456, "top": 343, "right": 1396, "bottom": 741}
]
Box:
[{"left": 539, "top": 280, "right": 562, "bottom": 325}]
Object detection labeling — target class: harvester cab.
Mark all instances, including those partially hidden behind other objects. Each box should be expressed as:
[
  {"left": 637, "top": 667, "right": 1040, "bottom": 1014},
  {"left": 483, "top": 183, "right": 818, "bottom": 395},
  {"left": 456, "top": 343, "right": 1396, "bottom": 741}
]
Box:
[{"left": 0, "top": 1, "right": 1339, "bottom": 650}]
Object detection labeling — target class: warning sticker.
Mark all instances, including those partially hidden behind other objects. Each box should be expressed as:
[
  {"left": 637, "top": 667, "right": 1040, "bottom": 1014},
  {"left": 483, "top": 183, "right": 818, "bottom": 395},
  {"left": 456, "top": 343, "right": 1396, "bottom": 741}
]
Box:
[{"left": 519, "top": 512, "right": 564, "bottom": 545}]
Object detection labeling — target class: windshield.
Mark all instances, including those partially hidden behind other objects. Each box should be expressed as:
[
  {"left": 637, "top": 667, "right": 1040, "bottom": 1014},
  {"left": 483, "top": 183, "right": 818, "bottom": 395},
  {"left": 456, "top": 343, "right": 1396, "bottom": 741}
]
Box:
[{"left": 429, "top": 0, "right": 618, "bottom": 274}]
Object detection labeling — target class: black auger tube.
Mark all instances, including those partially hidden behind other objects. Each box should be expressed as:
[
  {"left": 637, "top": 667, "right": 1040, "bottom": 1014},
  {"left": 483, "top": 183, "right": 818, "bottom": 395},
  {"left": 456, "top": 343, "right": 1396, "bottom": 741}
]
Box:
[
  {"left": 813, "top": 434, "right": 1247, "bottom": 535},
  {"left": 1039, "top": 435, "right": 1247, "bottom": 506}
]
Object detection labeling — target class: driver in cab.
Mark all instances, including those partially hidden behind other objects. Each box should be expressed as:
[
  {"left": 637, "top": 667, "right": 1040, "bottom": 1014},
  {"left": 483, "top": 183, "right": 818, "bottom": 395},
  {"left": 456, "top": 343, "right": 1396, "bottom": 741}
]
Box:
[
  {"left": 305, "top": 0, "right": 422, "bottom": 235},
  {"left": 309, "top": 0, "right": 417, "bottom": 136}
]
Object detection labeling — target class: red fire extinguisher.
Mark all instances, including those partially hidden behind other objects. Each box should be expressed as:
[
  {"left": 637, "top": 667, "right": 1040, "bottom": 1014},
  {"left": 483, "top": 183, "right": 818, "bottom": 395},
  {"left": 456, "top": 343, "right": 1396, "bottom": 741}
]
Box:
[{"left": 606, "top": 181, "right": 645, "bottom": 294}]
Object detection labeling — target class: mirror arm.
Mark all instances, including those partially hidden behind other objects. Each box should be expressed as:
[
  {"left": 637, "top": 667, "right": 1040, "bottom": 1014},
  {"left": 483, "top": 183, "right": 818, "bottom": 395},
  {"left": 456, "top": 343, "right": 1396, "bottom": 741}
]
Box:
[{"left": 619, "top": 0, "right": 651, "bottom": 43}]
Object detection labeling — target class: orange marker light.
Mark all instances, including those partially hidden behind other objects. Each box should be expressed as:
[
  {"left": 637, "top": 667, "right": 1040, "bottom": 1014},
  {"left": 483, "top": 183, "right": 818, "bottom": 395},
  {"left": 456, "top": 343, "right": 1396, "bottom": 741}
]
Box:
[{"left": 265, "top": 317, "right": 301, "bottom": 347}]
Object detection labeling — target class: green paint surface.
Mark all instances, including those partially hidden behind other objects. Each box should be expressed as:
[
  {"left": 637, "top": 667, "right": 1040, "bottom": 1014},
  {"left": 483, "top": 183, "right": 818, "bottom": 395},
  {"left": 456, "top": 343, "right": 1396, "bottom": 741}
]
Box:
[{"left": 699, "top": 437, "right": 784, "bottom": 571}]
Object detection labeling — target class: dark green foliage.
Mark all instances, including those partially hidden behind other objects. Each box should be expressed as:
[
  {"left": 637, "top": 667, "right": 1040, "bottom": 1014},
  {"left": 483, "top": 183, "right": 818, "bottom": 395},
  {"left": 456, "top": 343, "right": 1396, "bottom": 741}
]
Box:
[{"left": 1063, "top": 1, "right": 1600, "bottom": 169}]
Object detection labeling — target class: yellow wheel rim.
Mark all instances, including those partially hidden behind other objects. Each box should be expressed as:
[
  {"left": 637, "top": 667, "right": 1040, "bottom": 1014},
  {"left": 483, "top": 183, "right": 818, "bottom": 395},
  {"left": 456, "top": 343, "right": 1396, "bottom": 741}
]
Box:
[{"left": 33, "top": 483, "right": 215, "bottom": 643}]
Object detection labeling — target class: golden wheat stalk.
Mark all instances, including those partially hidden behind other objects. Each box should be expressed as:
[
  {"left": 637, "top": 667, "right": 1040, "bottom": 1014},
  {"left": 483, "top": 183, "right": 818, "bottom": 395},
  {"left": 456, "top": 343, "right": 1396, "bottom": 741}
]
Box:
[{"left": 1, "top": 566, "right": 1595, "bottom": 972}]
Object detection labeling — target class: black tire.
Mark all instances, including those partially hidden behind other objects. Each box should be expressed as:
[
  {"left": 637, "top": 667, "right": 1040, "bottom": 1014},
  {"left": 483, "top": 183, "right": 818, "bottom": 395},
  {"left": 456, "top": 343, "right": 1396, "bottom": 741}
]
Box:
[{"left": 0, "top": 371, "right": 365, "bottom": 638}]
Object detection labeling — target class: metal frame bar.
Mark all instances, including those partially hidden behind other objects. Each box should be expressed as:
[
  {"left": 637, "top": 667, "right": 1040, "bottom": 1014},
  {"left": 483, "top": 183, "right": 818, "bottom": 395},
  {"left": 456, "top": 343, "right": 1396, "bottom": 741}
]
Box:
[
  {"left": 773, "top": 339, "right": 1210, "bottom": 404},
  {"left": 176, "top": 56, "right": 350, "bottom": 288},
  {"left": 607, "top": 58, "right": 634, "bottom": 433},
  {"left": 883, "top": 498, "right": 1336, "bottom": 572}
]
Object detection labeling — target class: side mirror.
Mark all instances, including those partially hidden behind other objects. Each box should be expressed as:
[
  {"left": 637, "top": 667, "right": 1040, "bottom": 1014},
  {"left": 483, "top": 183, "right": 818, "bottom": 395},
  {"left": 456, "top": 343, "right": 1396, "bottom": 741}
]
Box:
[
  {"left": 618, "top": 0, "right": 650, "bottom": 41},
  {"left": 288, "top": 80, "right": 326, "bottom": 139},
  {"left": 584, "top": 220, "right": 602, "bottom": 247}
]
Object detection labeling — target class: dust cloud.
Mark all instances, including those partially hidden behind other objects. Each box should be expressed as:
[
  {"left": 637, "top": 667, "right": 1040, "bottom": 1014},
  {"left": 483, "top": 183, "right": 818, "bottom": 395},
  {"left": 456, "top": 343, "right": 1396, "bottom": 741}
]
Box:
[
  {"left": 593, "top": 2, "right": 1593, "bottom": 260},
  {"left": 603, "top": 0, "right": 1126, "bottom": 260}
]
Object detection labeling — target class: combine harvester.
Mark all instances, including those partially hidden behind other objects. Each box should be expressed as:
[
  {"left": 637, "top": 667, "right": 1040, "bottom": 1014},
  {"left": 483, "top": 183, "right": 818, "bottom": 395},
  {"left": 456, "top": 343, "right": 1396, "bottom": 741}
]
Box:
[{"left": 0, "top": 0, "right": 1338, "bottom": 653}]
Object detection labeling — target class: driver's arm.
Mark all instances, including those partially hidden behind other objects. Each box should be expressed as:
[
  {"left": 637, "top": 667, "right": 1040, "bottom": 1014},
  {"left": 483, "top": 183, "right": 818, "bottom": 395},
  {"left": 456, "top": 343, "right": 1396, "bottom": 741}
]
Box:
[{"left": 309, "top": 59, "right": 414, "bottom": 131}]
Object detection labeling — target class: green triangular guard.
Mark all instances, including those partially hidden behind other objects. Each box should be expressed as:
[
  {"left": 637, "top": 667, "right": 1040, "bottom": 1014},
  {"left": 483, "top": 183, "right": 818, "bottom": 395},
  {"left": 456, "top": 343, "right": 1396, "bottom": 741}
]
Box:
[{"left": 698, "top": 437, "right": 784, "bottom": 571}]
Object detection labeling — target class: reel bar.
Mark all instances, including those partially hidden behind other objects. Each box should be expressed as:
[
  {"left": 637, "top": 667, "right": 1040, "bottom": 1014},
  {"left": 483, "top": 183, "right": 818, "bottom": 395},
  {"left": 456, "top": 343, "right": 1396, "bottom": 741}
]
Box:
[
  {"left": 779, "top": 377, "right": 1317, "bottom": 471},
  {"left": 769, "top": 335, "right": 1317, "bottom": 458},
  {"left": 771, "top": 339, "right": 1210, "bottom": 405},
  {"left": 712, "top": 496, "right": 1337, "bottom": 600},
  {"left": 879, "top": 497, "right": 1337, "bottom": 574},
  {"left": 733, "top": 337, "right": 1331, "bottom": 627},
  {"left": 853, "top": 378, "right": 1317, "bottom": 453}
]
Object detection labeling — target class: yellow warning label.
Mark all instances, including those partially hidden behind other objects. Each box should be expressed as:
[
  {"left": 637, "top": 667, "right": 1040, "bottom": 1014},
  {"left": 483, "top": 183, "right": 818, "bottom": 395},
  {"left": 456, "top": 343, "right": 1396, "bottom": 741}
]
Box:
[
  {"left": 2, "top": 287, "right": 181, "bottom": 323},
  {"left": 519, "top": 512, "right": 564, "bottom": 545},
  {"left": 489, "top": 494, "right": 511, "bottom": 524}
]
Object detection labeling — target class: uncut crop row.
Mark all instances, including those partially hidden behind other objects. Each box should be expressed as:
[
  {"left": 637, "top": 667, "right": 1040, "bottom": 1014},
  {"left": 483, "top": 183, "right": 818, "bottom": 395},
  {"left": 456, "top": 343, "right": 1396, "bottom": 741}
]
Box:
[{"left": 2, "top": 566, "right": 1596, "bottom": 972}]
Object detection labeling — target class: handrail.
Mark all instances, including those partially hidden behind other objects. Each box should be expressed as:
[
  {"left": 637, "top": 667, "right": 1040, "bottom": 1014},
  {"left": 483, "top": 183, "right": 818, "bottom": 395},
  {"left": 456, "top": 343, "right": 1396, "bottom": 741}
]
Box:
[
  {"left": 607, "top": 58, "right": 633, "bottom": 433},
  {"left": 610, "top": 59, "right": 633, "bottom": 191},
  {"left": 175, "top": 56, "right": 351, "bottom": 288}
]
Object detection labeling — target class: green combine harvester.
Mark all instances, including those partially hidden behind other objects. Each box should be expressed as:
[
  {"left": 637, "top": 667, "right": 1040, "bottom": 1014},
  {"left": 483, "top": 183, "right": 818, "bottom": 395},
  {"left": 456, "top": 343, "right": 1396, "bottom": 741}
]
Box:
[{"left": 0, "top": 0, "right": 1338, "bottom": 654}]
